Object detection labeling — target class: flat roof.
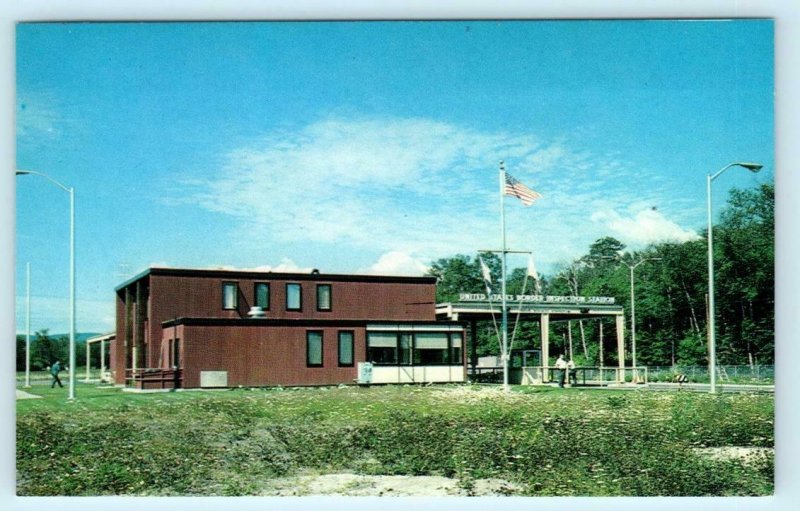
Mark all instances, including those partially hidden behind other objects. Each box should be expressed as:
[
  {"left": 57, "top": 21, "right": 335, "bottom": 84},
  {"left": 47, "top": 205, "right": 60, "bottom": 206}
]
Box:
[
  {"left": 436, "top": 301, "right": 624, "bottom": 321},
  {"left": 162, "top": 318, "right": 461, "bottom": 329},
  {"left": 116, "top": 267, "right": 437, "bottom": 291}
]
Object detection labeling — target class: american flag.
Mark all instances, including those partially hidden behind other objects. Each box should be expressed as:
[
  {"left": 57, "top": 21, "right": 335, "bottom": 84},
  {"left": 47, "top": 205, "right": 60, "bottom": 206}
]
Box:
[{"left": 504, "top": 173, "right": 542, "bottom": 206}]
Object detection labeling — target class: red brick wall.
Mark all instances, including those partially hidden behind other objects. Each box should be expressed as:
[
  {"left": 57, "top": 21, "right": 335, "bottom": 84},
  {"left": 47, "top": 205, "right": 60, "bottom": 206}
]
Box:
[
  {"left": 174, "top": 324, "right": 365, "bottom": 387},
  {"left": 113, "top": 270, "right": 436, "bottom": 381}
]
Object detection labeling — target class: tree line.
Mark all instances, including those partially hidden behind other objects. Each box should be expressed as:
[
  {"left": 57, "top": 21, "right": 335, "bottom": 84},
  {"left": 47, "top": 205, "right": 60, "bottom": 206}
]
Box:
[
  {"left": 15, "top": 330, "right": 105, "bottom": 372},
  {"left": 427, "top": 182, "right": 774, "bottom": 368}
]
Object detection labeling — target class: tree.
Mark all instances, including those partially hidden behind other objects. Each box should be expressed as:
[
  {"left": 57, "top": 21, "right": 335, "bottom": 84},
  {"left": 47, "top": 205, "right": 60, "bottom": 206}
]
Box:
[{"left": 426, "top": 253, "right": 501, "bottom": 303}]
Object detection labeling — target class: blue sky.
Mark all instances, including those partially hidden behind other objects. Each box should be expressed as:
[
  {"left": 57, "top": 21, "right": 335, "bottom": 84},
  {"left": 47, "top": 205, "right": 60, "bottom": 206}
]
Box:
[{"left": 14, "top": 20, "right": 774, "bottom": 334}]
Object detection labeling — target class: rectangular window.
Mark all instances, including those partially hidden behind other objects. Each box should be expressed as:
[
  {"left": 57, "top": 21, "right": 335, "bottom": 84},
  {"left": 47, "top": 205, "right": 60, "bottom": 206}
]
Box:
[
  {"left": 413, "top": 332, "right": 449, "bottom": 365},
  {"left": 399, "top": 333, "right": 412, "bottom": 365},
  {"left": 254, "top": 282, "right": 270, "bottom": 310},
  {"left": 222, "top": 282, "right": 238, "bottom": 310},
  {"left": 307, "top": 331, "right": 323, "bottom": 367},
  {"left": 367, "top": 332, "right": 398, "bottom": 365},
  {"left": 317, "top": 284, "right": 332, "bottom": 311},
  {"left": 173, "top": 339, "right": 181, "bottom": 368},
  {"left": 338, "top": 331, "right": 354, "bottom": 367},
  {"left": 286, "top": 283, "right": 302, "bottom": 311},
  {"left": 450, "top": 333, "right": 463, "bottom": 365}
]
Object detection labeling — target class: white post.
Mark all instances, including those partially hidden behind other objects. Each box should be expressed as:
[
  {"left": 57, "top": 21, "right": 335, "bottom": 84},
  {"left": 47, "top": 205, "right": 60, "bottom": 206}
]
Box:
[
  {"left": 85, "top": 341, "right": 90, "bottom": 382},
  {"left": 630, "top": 264, "right": 637, "bottom": 381},
  {"left": 705, "top": 162, "right": 763, "bottom": 393},
  {"left": 616, "top": 314, "right": 626, "bottom": 383},
  {"left": 599, "top": 320, "right": 604, "bottom": 385},
  {"left": 68, "top": 186, "right": 76, "bottom": 400},
  {"left": 25, "top": 262, "right": 31, "bottom": 388},
  {"left": 541, "top": 313, "right": 550, "bottom": 382},
  {"left": 499, "top": 161, "right": 509, "bottom": 393},
  {"left": 100, "top": 340, "right": 106, "bottom": 381},
  {"left": 15, "top": 170, "right": 77, "bottom": 400},
  {"left": 706, "top": 173, "right": 717, "bottom": 394}
]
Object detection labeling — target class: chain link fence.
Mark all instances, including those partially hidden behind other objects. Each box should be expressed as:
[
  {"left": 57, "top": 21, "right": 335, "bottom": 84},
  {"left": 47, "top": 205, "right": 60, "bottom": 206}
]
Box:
[{"left": 646, "top": 365, "right": 774, "bottom": 384}]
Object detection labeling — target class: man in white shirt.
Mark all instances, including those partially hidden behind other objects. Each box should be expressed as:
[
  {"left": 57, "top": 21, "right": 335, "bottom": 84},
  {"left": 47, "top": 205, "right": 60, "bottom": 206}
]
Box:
[
  {"left": 567, "top": 359, "right": 577, "bottom": 386},
  {"left": 554, "top": 354, "right": 567, "bottom": 388}
]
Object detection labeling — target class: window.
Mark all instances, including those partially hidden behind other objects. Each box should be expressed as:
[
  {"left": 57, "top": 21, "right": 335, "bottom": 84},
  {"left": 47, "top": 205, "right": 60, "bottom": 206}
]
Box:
[
  {"left": 222, "top": 282, "right": 238, "bottom": 310},
  {"left": 338, "top": 331, "right": 354, "bottom": 367},
  {"left": 173, "top": 338, "right": 181, "bottom": 368},
  {"left": 399, "top": 333, "right": 412, "bottom": 365},
  {"left": 307, "top": 331, "right": 323, "bottom": 367},
  {"left": 413, "top": 332, "right": 450, "bottom": 365},
  {"left": 317, "top": 284, "right": 332, "bottom": 311},
  {"left": 367, "top": 332, "right": 397, "bottom": 365},
  {"left": 254, "top": 282, "right": 270, "bottom": 310},
  {"left": 450, "top": 333, "right": 463, "bottom": 365},
  {"left": 286, "top": 283, "right": 302, "bottom": 311}
]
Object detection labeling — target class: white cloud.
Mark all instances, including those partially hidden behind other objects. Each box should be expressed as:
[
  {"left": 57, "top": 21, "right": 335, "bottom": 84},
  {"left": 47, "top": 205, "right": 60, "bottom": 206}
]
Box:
[
  {"left": 591, "top": 208, "right": 700, "bottom": 246},
  {"left": 184, "top": 116, "right": 695, "bottom": 276},
  {"left": 359, "top": 251, "right": 429, "bottom": 276}
]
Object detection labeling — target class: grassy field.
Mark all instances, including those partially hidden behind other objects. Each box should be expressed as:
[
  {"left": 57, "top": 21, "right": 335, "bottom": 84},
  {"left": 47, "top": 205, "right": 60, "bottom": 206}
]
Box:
[{"left": 16, "top": 382, "right": 774, "bottom": 496}]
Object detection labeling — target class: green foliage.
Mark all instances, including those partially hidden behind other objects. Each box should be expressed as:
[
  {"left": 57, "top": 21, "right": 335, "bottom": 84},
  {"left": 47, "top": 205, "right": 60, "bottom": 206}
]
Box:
[
  {"left": 426, "top": 182, "right": 773, "bottom": 367},
  {"left": 16, "top": 385, "right": 773, "bottom": 496}
]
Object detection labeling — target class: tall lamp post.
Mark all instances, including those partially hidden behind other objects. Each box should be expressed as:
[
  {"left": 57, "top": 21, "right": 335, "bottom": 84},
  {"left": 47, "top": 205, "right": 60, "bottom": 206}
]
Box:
[
  {"left": 619, "top": 256, "right": 661, "bottom": 381},
  {"left": 16, "top": 170, "right": 76, "bottom": 401},
  {"left": 707, "top": 162, "right": 762, "bottom": 394},
  {"left": 605, "top": 255, "right": 661, "bottom": 380},
  {"left": 25, "top": 262, "right": 31, "bottom": 388}
]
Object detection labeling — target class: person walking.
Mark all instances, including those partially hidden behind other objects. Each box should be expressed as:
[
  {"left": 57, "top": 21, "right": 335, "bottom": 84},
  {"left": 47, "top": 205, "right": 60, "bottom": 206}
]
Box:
[
  {"left": 567, "top": 359, "right": 578, "bottom": 386},
  {"left": 554, "top": 354, "right": 567, "bottom": 388},
  {"left": 50, "top": 360, "right": 64, "bottom": 388}
]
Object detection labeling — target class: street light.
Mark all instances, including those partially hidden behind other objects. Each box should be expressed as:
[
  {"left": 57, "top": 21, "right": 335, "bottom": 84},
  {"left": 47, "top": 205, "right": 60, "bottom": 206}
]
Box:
[
  {"left": 16, "top": 170, "right": 76, "bottom": 401},
  {"left": 707, "top": 162, "right": 762, "bottom": 394},
  {"left": 25, "top": 262, "right": 31, "bottom": 388},
  {"left": 606, "top": 254, "right": 661, "bottom": 381}
]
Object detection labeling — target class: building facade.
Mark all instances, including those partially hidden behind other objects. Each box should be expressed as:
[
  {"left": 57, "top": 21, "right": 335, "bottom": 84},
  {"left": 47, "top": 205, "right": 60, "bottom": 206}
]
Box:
[{"left": 112, "top": 268, "right": 465, "bottom": 389}]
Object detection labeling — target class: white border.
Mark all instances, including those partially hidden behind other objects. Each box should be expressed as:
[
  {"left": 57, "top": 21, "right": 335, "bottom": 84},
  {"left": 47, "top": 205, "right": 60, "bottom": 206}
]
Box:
[{"left": 3, "top": 2, "right": 796, "bottom": 511}]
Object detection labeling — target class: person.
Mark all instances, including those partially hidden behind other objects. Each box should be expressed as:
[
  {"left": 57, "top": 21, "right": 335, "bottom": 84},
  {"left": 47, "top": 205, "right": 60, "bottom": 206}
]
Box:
[
  {"left": 50, "top": 360, "right": 64, "bottom": 388},
  {"left": 554, "top": 354, "right": 567, "bottom": 388},
  {"left": 567, "top": 359, "right": 578, "bottom": 386}
]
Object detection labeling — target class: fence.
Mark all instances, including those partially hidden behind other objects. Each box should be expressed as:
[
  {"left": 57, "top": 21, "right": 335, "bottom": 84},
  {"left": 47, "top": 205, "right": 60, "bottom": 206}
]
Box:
[
  {"left": 468, "top": 364, "right": 774, "bottom": 385},
  {"left": 647, "top": 365, "right": 774, "bottom": 384}
]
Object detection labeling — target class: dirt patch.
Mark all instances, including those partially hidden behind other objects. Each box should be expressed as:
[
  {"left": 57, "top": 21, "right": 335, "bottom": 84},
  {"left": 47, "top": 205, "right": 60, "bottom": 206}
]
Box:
[
  {"left": 16, "top": 389, "right": 42, "bottom": 400},
  {"left": 694, "top": 446, "right": 773, "bottom": 463},
  {"left": 258, "top": 472, "right": 521, "bottom": 496},
  {"left": 431, "top": 385, "right": 529, "bottom": 405}
]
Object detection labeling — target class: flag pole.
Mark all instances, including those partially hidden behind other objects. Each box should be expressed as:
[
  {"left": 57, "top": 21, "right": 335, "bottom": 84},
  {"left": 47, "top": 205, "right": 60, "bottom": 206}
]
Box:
[{"left": 499, "top": 161, "right": 510, "bottom": 392}]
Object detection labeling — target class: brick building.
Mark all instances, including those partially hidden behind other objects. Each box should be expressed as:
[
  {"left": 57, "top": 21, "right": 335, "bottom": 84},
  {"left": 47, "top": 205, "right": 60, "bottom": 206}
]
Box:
[{"left": 111, "top": 267, "right": 465, "bottom": 389}]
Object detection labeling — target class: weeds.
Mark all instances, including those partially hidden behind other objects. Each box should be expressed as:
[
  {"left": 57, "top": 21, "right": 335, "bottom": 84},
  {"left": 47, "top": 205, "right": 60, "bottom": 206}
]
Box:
[{"left": 16, "top": 385, "right": 773, "bottom": 496}]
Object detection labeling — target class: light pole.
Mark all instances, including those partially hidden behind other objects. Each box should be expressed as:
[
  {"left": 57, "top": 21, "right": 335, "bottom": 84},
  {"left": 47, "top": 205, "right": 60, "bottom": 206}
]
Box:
[
  {"left": 621, "top": 256, "right": 661, "bottom": 381},
  {"left": 25, "top": 262, "right": 31, "bottom": 388},
  {"left": 707, "top": 162, "right": 762, "bottom": 394},
  {"left": 16, "top": 170, "right": 76, "bottom": 401},
  {"left": 606, "top": 255, "right": 661, "bottom": 380}
]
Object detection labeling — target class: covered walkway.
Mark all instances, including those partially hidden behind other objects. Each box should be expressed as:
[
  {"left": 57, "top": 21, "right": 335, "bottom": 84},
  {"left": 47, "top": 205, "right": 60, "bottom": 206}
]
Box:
[{"left": 436, "top": 299, "right": 628, "bottom": 383}]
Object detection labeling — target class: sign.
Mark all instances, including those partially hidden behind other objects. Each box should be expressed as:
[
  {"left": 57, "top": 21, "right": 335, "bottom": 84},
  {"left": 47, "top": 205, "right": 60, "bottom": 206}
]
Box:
[{"left": 458, "top": 293, "right": 615, "bottom": 305}]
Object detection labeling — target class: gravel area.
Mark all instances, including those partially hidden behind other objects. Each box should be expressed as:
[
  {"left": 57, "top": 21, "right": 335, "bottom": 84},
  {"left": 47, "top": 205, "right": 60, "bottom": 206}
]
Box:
[{"left": 259, "top": 472, "right": 520, "bottom": 496}]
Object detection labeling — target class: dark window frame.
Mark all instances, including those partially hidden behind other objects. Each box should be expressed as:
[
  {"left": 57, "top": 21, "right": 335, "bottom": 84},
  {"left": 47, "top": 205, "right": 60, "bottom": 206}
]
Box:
[
  {"left": 366, "top": 331, "right": 399, "bottom": 365},
  {"left": 173, "top": 338, "right": 181, "bottom": 369},
  {"left": 286, "top": 283, "right": 302, "bottom": 312},
  {"left": 450, "top": 332, "right": 463, "bottom": 366},
  {"left": 254, "top": 282, "right": 270, "bottom": 310},
  {"left": 366, "top": 330, "right": 465, "bottom": 367},
  {"left": 222, "top": 281, "right": 238, "bottom": 310},
  {"left": 306, "top": 330, "right": 324, "bottom": 368},
  {"left": 338, "top": 330, "right": 355, "bottom": 367},
  {"left": 316, "top": 284, "right": 332, "bottom": 312}
]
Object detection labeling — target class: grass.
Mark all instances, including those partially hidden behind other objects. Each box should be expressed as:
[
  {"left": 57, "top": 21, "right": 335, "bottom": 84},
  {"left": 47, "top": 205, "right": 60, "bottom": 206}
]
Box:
[{"left": 16, "top": 382, "right": 774, "bottom": 496}]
